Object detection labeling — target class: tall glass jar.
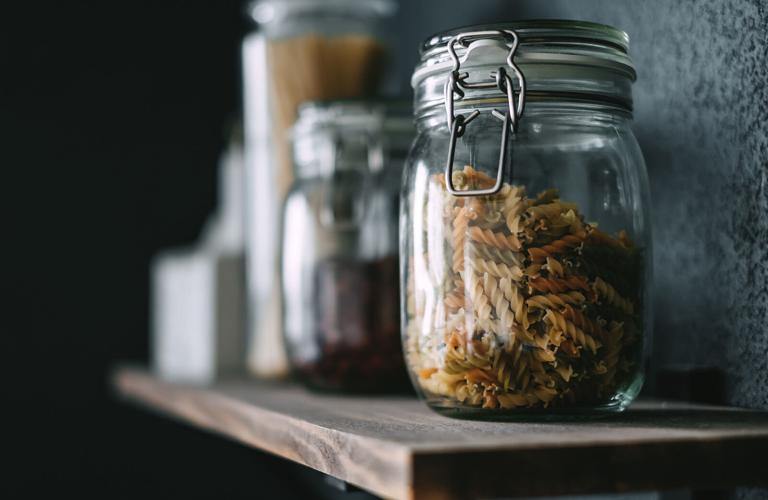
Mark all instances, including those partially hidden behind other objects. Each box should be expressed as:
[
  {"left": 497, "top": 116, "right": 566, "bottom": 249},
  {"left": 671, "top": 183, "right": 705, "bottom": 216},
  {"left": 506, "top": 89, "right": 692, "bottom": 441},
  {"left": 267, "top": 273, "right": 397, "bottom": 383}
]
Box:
[
  {"left": 283, "top": 100, "right": 413, "bottom": 393},
  {"left": 401, "top": 21, "right": 652, "bottom": 418},
  {"left": 242, "top": 0, "right": 394, "bottom": 377}
]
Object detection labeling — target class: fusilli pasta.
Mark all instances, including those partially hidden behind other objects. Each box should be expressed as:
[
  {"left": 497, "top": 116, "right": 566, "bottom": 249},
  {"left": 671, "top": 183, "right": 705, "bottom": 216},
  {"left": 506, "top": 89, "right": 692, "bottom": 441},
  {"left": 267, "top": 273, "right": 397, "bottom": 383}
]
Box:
[{"left": 406, "top": 165, "right": 643, "bottom": 411}]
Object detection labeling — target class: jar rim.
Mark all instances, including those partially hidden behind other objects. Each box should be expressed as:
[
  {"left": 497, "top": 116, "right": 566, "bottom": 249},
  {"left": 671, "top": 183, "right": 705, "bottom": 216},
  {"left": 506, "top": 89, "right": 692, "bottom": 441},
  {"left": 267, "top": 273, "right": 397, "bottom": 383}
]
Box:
[
  {"left": 293, "top": 99, "right": 413, "bottom": 137},
  {"left": 249, "top": 0, "right": 396, "bottom": 25},
  {"left": 420, "top": 20, "right": 629, "bottom": 55},
  {"left": 412, "top": 20, "right": 635, "bottom": 88}
]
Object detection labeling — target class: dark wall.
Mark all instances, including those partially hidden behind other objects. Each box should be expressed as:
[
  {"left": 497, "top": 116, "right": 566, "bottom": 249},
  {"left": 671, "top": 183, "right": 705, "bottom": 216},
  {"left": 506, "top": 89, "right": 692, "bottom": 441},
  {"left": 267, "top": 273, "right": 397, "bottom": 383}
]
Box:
[
  {"left": 4, "top": 0, "right": 767, "bottom": 496},
  {"left": 2, "top": 1, "right": 263, "bottom": 496},
  {"left": 510, "top": 0, "right": 768, "bottom": 410}
]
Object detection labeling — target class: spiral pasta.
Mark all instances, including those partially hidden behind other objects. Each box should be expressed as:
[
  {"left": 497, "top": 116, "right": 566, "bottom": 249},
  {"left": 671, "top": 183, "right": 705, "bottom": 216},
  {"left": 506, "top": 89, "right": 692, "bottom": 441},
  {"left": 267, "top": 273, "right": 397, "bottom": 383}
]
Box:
[
  {"left": 561, "top": 303, "right": 604, "bottom": 338},
  {"left": 528, "top": 233, "right": 586, "bottom": 263},
  {"left": 469, "top": 226, "right": 522, "bottom": 252},
  {"left": 483, "top": 274, "right": 516, "bottom": 333},
  {"left": 543, "top": 308, "right": 601, "bottom": 354},
  {"left": 592, "top": 277, "right": 635, "bottom": 315},
  {"left": 470, "top": 241, "right": 523, "bottom": 267},
  {"left": 528, "top": 275, "right": 592, "bottom": 295},
  {"left": 466, "top": 271, "right": 494, "bottom": 332},
  {"left": 471, "top": 258, "right": 523, "bottom": 280},
  {"left": 406, "top": 165, "right": 643, "bottom": 411},
  {"left": 451, "top": 205, "right": 473, "bottom": 273},
  {"left": 526, "top": 292, "right": 586, "bottom": 310}
]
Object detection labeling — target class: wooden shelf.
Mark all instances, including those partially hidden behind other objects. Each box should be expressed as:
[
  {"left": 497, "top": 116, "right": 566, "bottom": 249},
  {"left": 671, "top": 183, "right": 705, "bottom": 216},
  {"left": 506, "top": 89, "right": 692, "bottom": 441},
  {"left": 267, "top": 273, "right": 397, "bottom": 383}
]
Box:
[{"left": 113, "top": 367, "right": 768, "bottom": 499}]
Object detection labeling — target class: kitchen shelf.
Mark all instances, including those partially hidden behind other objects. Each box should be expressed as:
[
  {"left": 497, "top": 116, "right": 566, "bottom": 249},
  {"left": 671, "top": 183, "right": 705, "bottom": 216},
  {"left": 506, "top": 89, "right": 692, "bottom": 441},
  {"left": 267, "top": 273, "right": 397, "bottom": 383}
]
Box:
[{"left": 113, "top": 367, "right": 768, "bottom": 499}]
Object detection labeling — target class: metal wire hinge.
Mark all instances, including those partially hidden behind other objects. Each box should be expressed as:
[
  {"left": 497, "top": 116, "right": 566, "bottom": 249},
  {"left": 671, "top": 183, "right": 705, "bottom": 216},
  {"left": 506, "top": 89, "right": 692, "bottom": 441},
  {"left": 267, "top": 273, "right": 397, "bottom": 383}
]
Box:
[
  {"left": 444, "top": 29, "right": 526, "bottom": 197},
  {"left": 318, "top": 134, "right": 381, "bottom": 229}
]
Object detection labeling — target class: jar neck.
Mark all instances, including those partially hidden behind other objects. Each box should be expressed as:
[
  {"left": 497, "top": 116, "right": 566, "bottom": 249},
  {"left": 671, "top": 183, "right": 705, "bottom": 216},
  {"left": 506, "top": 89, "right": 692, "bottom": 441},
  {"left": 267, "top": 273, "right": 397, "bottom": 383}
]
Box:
[
  {"left": 293, "top": 131, "right": 391, "bottom": 180},
  {"left": 292, "top": 108, "right": 413, "bottom": 180},
  {"left": 414, "top": 68, "right": 633, "bottom": 130},
  {"left": 414, "top": 99, "right": 632, "bottom": 133}
]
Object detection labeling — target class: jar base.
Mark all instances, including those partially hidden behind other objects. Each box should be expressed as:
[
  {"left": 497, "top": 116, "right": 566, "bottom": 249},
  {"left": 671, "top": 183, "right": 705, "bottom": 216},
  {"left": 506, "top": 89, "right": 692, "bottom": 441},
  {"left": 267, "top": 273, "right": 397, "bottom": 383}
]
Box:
[
  {"left": 425, "top": 395, "right": 635, "bottom": 422},
  {"left": 294, "top": 371, "right": 414, "bottom": 395}
]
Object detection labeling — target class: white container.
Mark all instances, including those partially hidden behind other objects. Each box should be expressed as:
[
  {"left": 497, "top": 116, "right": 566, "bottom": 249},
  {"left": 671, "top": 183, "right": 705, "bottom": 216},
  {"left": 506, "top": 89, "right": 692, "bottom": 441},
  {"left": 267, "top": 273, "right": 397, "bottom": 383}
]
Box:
[{"left": 151, "top": 138, "right": 247, "bottom": 383}]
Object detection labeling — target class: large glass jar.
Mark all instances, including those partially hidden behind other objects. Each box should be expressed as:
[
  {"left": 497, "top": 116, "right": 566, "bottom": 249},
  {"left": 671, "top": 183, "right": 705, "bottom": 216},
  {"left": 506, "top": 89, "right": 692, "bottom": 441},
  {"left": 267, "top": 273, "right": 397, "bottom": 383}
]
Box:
[
  {"left": 401, "top": 21, "right": 652, "bottom": 418},
  {"left": 283, "top": 100, "right": 413, "bottom": 393}
]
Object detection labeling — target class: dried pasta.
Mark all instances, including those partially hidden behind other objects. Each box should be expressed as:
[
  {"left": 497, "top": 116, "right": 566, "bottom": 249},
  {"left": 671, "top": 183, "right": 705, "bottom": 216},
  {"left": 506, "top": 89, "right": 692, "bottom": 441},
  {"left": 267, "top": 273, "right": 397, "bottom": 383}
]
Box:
[{"left": 406, "top": 166, "right": 643, "bottom": 411}]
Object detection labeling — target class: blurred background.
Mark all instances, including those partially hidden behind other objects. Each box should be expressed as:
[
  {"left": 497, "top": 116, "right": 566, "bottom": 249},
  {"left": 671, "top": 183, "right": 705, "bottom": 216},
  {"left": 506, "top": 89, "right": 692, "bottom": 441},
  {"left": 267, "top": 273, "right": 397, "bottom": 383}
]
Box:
[{"left": 3, "top": 0, "right": 766, "bottom": 498}]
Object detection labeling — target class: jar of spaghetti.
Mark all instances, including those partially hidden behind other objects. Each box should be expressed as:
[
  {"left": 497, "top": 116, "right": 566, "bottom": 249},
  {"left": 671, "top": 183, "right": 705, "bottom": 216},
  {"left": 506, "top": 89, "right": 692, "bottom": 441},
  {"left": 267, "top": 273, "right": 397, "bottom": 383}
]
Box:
[
  {"left": 401, "top": 21, "right": 652, "bottom": 418},
  {"left": 282, "top": 100, "right": 413, "bottom": 393}
]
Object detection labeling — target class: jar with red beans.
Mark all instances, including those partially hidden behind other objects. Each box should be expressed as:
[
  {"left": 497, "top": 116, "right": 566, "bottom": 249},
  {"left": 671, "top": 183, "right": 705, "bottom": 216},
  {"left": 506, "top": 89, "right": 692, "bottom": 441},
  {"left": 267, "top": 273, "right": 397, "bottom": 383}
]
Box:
[{"left": 282, "top": 100, "right": 413, "bottom": 392}]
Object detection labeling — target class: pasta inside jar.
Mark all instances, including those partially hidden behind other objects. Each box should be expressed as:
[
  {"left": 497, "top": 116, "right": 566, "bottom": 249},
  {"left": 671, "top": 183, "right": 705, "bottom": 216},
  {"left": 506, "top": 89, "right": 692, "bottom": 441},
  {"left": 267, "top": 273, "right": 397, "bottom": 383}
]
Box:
[{"left": 405, "top": 166, "right": 644, "bottom": 414}]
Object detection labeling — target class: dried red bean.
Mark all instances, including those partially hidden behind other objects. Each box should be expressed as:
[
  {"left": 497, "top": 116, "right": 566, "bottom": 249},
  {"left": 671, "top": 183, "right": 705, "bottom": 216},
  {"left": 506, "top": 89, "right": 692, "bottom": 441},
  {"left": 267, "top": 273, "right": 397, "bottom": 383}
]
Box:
[{"left": 292, "top": 255, "right": 411, "bottom": 394}]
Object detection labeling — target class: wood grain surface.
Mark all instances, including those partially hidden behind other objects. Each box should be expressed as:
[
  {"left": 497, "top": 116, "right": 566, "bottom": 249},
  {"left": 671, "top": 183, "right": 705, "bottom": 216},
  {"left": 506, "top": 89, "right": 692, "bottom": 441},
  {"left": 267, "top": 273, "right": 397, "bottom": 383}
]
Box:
[{"left": 113, "top": 367, "right": 768, "bottom": 499}]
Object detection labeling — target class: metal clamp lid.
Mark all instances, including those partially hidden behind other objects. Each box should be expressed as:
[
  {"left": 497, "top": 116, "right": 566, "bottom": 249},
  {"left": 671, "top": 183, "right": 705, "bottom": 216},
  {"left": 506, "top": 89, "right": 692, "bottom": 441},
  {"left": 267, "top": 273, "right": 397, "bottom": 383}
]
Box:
[
  {"left": 444, "top": 29, "right": 526, "bottom": 197},
  {"left": 318, "top": 133, "right": 384, "bottom": 229}
]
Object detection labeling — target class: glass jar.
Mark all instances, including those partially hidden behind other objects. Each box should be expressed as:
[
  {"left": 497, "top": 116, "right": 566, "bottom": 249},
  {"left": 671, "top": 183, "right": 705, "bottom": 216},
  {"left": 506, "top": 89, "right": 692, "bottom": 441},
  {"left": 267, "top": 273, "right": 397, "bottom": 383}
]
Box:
[
  {"left": 282, "top": 100, "right": 413, "bottom": 393},
  {"left": 242, "top": 0, "right": 394, "bottom": 377},
  {"left": 401, "top": 21, "right": 652, "bottom": 418}
]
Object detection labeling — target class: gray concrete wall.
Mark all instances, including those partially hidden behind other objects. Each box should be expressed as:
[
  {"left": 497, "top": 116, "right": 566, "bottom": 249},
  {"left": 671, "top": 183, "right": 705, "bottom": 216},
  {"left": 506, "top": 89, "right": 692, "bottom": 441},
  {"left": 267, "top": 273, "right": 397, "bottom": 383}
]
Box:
[{"left": 384, "top": 0, "right": 768, "bottom": 410}]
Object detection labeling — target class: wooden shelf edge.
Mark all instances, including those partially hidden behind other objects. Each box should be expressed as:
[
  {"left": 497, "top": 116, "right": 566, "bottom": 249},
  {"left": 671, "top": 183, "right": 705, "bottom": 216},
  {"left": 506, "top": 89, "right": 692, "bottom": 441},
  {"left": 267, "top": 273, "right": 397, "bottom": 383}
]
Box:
[
  {"left": 112, "top": 366, "right": 768, "bottom": 500},
  {"left": 113, "top": 368, "right": 413, "bottom": 499}
]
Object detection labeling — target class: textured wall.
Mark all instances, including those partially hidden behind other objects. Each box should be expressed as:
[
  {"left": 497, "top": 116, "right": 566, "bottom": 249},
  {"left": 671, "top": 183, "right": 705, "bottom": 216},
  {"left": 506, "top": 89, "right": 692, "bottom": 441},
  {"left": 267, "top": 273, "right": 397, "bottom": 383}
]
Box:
[
  {"left": 386, "top": 0, "right": 768, "bottom": 409},
  {"left": 518, "top": 0, "right": 768, "bottom": 412}
]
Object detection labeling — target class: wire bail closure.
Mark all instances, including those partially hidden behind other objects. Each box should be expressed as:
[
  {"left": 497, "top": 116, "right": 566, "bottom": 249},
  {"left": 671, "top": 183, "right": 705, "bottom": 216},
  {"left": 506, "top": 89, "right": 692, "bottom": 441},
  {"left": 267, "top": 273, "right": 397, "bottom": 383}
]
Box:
[
  {"left": 319, "top": 133, "right": 382, "bottom": 229},
  {"left": 444, "top": 29, "right": 526, "bottom": 197}
]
